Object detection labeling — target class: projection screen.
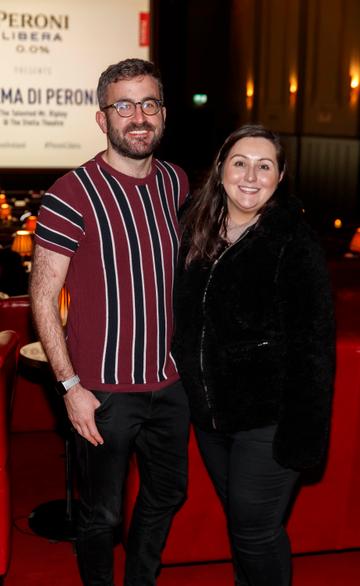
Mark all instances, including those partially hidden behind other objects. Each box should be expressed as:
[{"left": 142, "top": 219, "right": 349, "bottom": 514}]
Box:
[{"left": 0, "top": 0, "right": 150, "bottom": 169}]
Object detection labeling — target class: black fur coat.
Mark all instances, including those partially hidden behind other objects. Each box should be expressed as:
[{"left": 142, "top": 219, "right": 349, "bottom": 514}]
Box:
[{"left": 173, "top": 197, "right": 335, "bottom": 470}]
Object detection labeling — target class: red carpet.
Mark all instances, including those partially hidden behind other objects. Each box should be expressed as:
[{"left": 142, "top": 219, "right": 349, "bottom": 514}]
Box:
[{"left": 7, "top": 431, "right": 360, "bottom": 585}]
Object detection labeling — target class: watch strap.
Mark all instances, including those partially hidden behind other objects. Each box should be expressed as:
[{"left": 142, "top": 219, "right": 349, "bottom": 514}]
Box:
[
  {"left": 62, "top": 374, "right": 80, "bottom": 391},
  {"left": 55, "top": 374, "right": 80, "bottom": 395}
]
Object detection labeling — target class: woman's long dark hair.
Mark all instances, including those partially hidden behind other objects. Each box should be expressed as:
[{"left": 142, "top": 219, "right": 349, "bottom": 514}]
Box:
[{"left": 182, "top": 124, "right": 288, "bottom": 266}]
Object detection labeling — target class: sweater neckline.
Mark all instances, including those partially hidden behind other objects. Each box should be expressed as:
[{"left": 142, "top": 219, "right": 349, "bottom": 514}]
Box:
[{"left": 94, "top": 151, "right": 158, "bottom": 186}]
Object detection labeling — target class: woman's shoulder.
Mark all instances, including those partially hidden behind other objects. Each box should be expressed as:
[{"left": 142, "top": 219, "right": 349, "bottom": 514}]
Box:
[{"left": 262, "top": 196, "right": 318, "bottom": 242}]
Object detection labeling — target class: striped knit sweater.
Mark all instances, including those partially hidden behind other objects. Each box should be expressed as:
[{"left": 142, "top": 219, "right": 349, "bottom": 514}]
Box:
[{"left": 34, "top": 152, "right": 189, "bottom": 392}]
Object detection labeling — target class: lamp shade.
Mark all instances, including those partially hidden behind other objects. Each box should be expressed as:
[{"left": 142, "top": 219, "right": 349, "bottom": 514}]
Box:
[
  {"left": 0, "top": 203, "right": 11, "bottom": 220},
  {"left": 11, "top": 230, "right": 33, "bottom": 257},
  {"left": 24, "top": 215, "right": 37, "bottom": 231},
  {"left": 349, "top": 228, "right": 360, "bottom": 254}
]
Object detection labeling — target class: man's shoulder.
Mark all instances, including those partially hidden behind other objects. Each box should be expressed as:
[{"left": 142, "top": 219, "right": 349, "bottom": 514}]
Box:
[
  {"left": 71, "top": 153, "right": 99, "bottom": 181},
  {"left": 47, "top": 154, "right": 98, "bottom": 194}
]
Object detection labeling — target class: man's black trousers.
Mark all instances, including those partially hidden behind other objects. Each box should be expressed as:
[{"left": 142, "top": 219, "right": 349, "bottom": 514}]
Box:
[{"left": 75, "top": 380, "right": 190, "bottom": 586}]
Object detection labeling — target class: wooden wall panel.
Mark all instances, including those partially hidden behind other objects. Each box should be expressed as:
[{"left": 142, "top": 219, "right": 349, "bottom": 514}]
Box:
[
  {"left": 298, "top": 137, "right": 360, "bottom": 215},
  {"left": 279, "top": 134, "right": 299, "bottom": 185},
  {"left": 257, "top": 0, "right": 301, "bottom": 133},
  {"left": 303, "top": 0, "right": 360, "bottom": 136},
  {"left": 228, "top": 0, "right": 257, "bottom": 125}
]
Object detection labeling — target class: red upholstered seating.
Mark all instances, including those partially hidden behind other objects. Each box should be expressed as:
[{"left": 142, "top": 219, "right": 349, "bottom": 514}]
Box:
[
  {"left": 123, "top": 286, "right": 360, "bottom": 562},
  {"left": 328, "top": 257, "right": 360, "bottom": 294},
  {"left": 0, "top": 330, "right": 19, "bottom": 581},
  {"left": 0, "top": 296, "right": 56, "bottom": 432},
  {"left": 0, "top": 296, "right": 33, "bottom": 349},
  {"left": 287, "top": 329, "right": 360, "bottom": 552}
]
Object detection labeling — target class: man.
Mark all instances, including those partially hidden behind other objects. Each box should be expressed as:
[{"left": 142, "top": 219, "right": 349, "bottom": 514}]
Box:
[{"left": 30, "top": 58, "right": 190, "bottom": 586}]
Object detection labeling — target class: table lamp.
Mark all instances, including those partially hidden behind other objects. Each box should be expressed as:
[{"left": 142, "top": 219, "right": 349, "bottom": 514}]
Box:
[
  {"left": 24, "top": 215, "right": 38, "bottom": 232},
  {"left": 349, "top": 228, "right": 360, "bottom": 254},
  {"left": 11, "top": 230, "right": 33, "bottom": 257},
  {"left": 0, "top": 203, "right": 11, "bottom": 221}
]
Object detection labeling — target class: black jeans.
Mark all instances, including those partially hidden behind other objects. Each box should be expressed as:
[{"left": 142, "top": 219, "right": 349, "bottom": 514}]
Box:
[
  {"left": 195, "top": 425, "right": 299, "bottom": 586},
  {"left": 75, "top": 380, "right": 190, "bottom": 586}
]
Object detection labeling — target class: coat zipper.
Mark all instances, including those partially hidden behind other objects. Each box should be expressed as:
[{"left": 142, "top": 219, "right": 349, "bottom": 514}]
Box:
[{"left": 200, "top": 228, "right": 252, "bottom": 430}]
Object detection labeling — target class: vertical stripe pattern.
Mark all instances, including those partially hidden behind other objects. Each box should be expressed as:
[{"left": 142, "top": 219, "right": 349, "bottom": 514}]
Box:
[
  {"left": 34, "top": 155, "right": 189, "bottom": 390},
  {"left": 75, "top": 167, "right": 120, "bottom": 384}
]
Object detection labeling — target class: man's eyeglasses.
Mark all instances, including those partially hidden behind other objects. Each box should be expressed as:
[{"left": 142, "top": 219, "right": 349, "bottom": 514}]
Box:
[{"left": 101, "top": 98, "right": 163, "bottom": 118}]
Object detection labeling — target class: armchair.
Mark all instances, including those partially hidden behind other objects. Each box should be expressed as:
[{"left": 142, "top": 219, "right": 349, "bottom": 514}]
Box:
[
  {"left": 0, "top": 330, "right": 19, "bottom": 583},
  {"left": 0, "top": 296, "right": 56, "bottom": 431}
]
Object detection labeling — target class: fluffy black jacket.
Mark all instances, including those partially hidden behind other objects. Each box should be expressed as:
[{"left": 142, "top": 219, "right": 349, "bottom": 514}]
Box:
[{"left": 173, "top": 197, "right": 335, "bottom": 470}]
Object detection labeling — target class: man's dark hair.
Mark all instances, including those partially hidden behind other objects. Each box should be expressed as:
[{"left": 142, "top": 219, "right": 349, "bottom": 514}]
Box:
[{"left": 97, "top": 58, "right": 163, "bottom": 109}]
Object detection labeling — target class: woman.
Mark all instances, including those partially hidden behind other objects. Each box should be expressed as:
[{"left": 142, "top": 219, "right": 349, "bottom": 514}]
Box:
[{"left": 173, "top": 125, "right": 335, "bottom": 585}]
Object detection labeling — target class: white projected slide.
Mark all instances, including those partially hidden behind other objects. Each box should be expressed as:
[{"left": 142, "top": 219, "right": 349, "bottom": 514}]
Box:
[{"left": 0, "top": 0, "right": 150, "bottom": 168}]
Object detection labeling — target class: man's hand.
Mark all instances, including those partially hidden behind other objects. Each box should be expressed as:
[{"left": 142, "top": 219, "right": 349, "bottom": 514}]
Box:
[{"left": 64, "top": 384, "right": 104, "bottom": 446}]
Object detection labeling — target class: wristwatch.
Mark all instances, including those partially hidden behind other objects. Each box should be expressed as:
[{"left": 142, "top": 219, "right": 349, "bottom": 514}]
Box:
[{"left": 55, "top": 374, "right": 80, "bottom": 396}]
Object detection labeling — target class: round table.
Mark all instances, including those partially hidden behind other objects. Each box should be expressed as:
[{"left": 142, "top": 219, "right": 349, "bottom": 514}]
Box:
[
  {"left": 20, "top": 341, "right": 79, "bottom": 542},
  {"left": 19, "top": 340, "right": 47, "bottom": 367}
]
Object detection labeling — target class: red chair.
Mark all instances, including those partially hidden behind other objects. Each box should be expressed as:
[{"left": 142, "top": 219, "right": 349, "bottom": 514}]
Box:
[
  {"left": 0, "top": 296, "right": 33, "bottom": 349},
  {"left": 0, "top": 330, "right": 19, "bottom": 583},
  {"left": 0, "top": 296, "right": 56, "bottom": 432}
]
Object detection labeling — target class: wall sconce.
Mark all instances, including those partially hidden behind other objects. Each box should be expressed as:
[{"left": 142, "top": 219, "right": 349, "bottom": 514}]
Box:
[
  {"left": 349, "top": 72, "right": 359, "bottom": 105},
  {"left": 350, "top": 74, "right": 359, "bottom": 90},
  {"left": 11, "top": 230, "right": 33, "bottom": 257},
  {"left": 289, "top": 76, "right": 298, "bottom": 108},
  {"left": 289, "top": 80, "right": 298, "bottom": 95},
  {"left": 333, "top": 218, "right": 342, "bottom": 229},
  {"left": 246, "top": 80, "right": 254, "bottom": 110}
]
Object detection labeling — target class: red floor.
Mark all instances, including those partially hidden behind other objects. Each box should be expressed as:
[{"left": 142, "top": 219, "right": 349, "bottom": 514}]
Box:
[{"left": 7, "top": 431, "right": 360, "bottom": 585}]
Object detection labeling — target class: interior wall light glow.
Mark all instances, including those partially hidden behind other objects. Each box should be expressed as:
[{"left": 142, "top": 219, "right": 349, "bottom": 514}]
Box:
[
  {"left": 289, "top": 76, "right": 298, "bottom": 109},
  {"left": 350, "top": 74, "right": 359, "bottom": 89},
  {"left": 289, "top": 80, "right": 298, "bottom": 94},
  {"left": 246, "top": 80, "right": 254, "bottom": 110},
  {"left": 246, "top": 81, "right": 254, "bottom": 98},
  {"left": 349, "top": 65, "right": 359, "bottom": 105}
]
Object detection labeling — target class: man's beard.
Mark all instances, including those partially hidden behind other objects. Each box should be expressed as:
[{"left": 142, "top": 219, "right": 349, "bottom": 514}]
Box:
[{"left": 107, "top": 120, "right": 164, "bottom": 160}]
